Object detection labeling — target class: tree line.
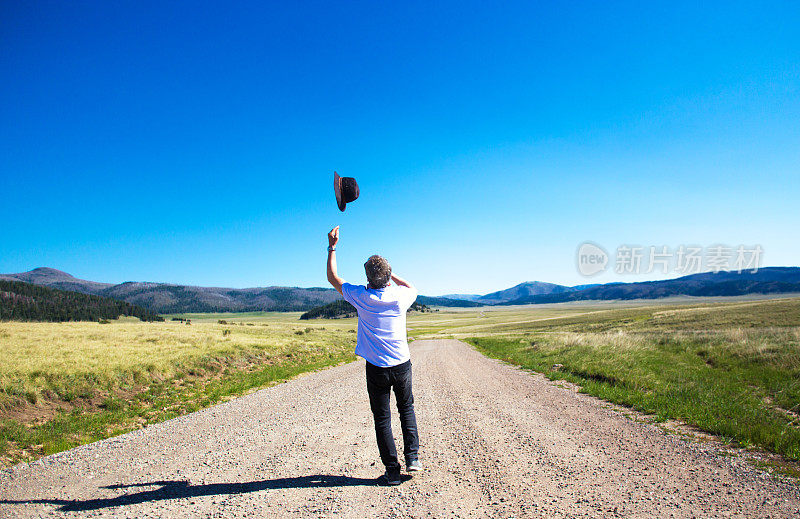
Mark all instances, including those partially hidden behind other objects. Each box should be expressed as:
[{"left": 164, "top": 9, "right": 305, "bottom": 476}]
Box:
[
  {"left": 0, "top": 280, "right": 164, "bottom": 322},
  {"left": 299, "top": 299, "right": 432, "bottom": 320}
]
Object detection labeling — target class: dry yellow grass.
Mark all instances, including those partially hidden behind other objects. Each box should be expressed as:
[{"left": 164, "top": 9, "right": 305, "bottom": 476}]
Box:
[
  {"left": 0, "top": 316, "right": 356, "bottom": 411},
  {"left": 0, "top": 314, "right": 358, "bottom": 466}
]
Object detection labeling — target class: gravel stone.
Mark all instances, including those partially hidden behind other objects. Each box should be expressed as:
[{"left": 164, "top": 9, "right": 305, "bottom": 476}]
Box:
[{"left": 0, "top": 339, "right": 798, "bottom": 518}]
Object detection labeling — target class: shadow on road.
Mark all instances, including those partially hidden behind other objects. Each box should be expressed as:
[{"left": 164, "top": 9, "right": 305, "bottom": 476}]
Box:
[{"left": 0, "top": 474, "right": 398, "bottom": 512}]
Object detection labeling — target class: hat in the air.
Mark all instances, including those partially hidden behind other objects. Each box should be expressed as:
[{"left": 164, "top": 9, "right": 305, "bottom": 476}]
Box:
[{"left": 334, "top": 172, "right": 359, "bottom": 212}]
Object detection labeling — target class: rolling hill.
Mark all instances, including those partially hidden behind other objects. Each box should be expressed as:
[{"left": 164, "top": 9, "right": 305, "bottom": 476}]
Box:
[
  {"left": 441, "top": 293, "right": 482, "bottom": 302},
  {"left": 501, "top": 267, "right": 800, "bottom": 305},
  {"left": 0, "top": 269, "right": 346, "bottom": 313},
  {"left": 475, "top": 281, "right": 576, "bottom": 304},
  {"left": 416, "top": 295, "right": 480, "bottom": 307},
  {"left": 445, "top": 282, "right": 604, "bottom": 304},
  {"left": 0, "top": 280, "right": 164, "bottom": 322},
  {"left": 4, "top": 267, "right": 798, "bottom": 314},
  {"left": 0, "top": 268, "right": 477, "bottom": 313}
]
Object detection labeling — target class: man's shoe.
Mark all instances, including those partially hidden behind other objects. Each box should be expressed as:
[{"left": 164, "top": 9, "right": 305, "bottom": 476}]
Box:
[
  {"left": 383, "top": 469, "right": 401, "bottom": 486},
  {"left": 407, "top": 459, "right": 422, "bottom": 472}
]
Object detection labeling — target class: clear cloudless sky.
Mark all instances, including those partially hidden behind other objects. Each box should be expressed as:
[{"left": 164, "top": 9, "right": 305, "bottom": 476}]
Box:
[{"left": 1, "top": 1, "right": 798, "bottom": 295}]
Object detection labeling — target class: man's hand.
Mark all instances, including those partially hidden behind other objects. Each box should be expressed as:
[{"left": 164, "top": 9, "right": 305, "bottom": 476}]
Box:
[
  {"left": 327, "top": 226, "right": 344, "bottom": 295},
  {"left": 391, "top": 273, "right": 414, "bottom": 290},
  {"left": 328, "top": 226, "right": 340, "bottom": 248}
]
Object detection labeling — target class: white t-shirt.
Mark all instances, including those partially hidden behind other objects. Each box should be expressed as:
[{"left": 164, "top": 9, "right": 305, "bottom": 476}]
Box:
[{"left": 341, "top": 282, "right": 418, "bottom": 367}]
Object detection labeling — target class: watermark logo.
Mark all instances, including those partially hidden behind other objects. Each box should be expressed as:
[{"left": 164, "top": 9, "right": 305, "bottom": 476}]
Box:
[
  {"left": 576, "top": 242, "right": 609, "bottom": 276},
  {"left": 576, "top": 243, "right": 763, "bottom": 277}
]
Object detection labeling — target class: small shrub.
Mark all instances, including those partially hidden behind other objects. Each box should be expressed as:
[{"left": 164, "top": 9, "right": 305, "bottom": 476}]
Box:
[
  {"left": 24, "top": 390, "right": 39, "bottom": 405},
  {"left": 101, "top": 397, "right": 123, "bottom": 411}
]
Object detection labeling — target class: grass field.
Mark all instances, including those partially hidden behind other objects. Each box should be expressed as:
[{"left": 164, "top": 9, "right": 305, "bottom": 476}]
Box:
[
  {"left": 405, "top": 293, "right": 800, "bottom": 338},
  {"left": 407, "top": 297, "right": 800, "bottom": 465},
  {"left": 3, "top": 294, "right": 798, "bottom": 471},
  {"left": 0, "top": 314, "right": 357, "bottom": 466}
]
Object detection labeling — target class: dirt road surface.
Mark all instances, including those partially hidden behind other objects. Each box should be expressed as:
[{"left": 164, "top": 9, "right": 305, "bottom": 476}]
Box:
[{"left": 1, "top": 339, "right": 798, "bottom": 518}]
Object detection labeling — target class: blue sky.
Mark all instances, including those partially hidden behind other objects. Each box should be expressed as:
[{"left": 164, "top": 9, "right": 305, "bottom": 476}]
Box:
[{"left": 1, "top": 1, "right": 798, "bottom": 295}]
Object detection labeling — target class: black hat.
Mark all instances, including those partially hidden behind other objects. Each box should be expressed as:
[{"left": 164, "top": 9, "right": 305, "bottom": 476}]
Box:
[{"left": 334, "top": 172, "right": 359, "bottom": 212}]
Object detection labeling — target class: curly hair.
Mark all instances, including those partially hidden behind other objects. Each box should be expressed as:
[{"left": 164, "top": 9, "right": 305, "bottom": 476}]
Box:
[{"left": 364, "top": 255, "right": 392, "bottom": 288}]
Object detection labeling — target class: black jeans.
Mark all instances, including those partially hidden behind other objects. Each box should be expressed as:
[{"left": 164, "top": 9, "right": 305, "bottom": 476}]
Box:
[{"left": 366, "top": 360, "right": 419, "bottom": 472}]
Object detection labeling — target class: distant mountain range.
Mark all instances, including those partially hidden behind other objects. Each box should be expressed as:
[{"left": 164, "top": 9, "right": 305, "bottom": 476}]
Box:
[
  {"left": 444, "top": 281, "right": 604, "bottom": 304},
  {"left": 2, "top": 267, "right": 799, "bottom": 315},
  {"left": 441, "top": 269, "right": 800, "bottom": 305},
  {"left": 0, "top": 268, "right": 342, "bottom": 313},
  {"left": 0, "top": 279, "right": 163, "bottom": 322},
  {"left": 441, "top": 293, "right": 482, "bottom": 302},
  {"left": 497, "top": 268, "right": 800, "bottom": 305},
  {"left": 0, "top": 268, "right": 478, "bottom": 314}
]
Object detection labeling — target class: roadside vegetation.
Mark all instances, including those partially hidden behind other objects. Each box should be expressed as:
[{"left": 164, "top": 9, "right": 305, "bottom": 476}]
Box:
[
  {"left": 0, "top": 314, "right": 356, "bottom": 466},
  {"left": 4, "top": 295, "right": 798, "bottom": 471},
  {"left": 463, "top": 298, "right": 800, "bottom": 463}
]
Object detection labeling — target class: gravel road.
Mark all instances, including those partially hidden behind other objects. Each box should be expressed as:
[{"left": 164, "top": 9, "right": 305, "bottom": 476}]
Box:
[{"left": 1, "top": 339, "right": 798, "bottom": 518}]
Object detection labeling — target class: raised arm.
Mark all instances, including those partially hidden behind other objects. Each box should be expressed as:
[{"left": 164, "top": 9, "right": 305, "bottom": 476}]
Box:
[
  {"left": 390, "top": 273, "right": 415, "bottom": 291},
  {"left": 326, "top": 226, "right": 344, "bottom": 295}
]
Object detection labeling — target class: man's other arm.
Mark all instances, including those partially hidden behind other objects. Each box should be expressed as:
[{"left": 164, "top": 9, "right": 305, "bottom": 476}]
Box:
[
  {"left": 391, "top": 273, "right": 415, "bottom": 291},
  {"left": 391, "top": 273, "right": 417, "bottom": 308},
  {"left": 327, "top": 226, "right": 344, "bottom": 295}
]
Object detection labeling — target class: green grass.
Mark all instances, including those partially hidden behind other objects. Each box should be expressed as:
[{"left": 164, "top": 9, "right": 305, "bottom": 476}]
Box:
[
  {"left": 5, "top": 296, "right": 799, "bottom": 468},
  {"left": 463, "top": 297, "right": 800, "bottom": 462},
  {"left": 0, "top": 318, "right": 355, "bottom": 411},
  {"left": 0, "top": 316, "right": 356, "bottom": 466},
  {"left": 0, "top": 348, "right": 355, "bottom": 462},
  {"left": 405, "top": 293, "right": 800, "bottom": 339}
]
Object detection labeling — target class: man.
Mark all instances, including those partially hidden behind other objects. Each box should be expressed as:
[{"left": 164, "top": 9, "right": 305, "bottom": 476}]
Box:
[{"left": 325, "top": 225, "right": 421, "bottom": 486}]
